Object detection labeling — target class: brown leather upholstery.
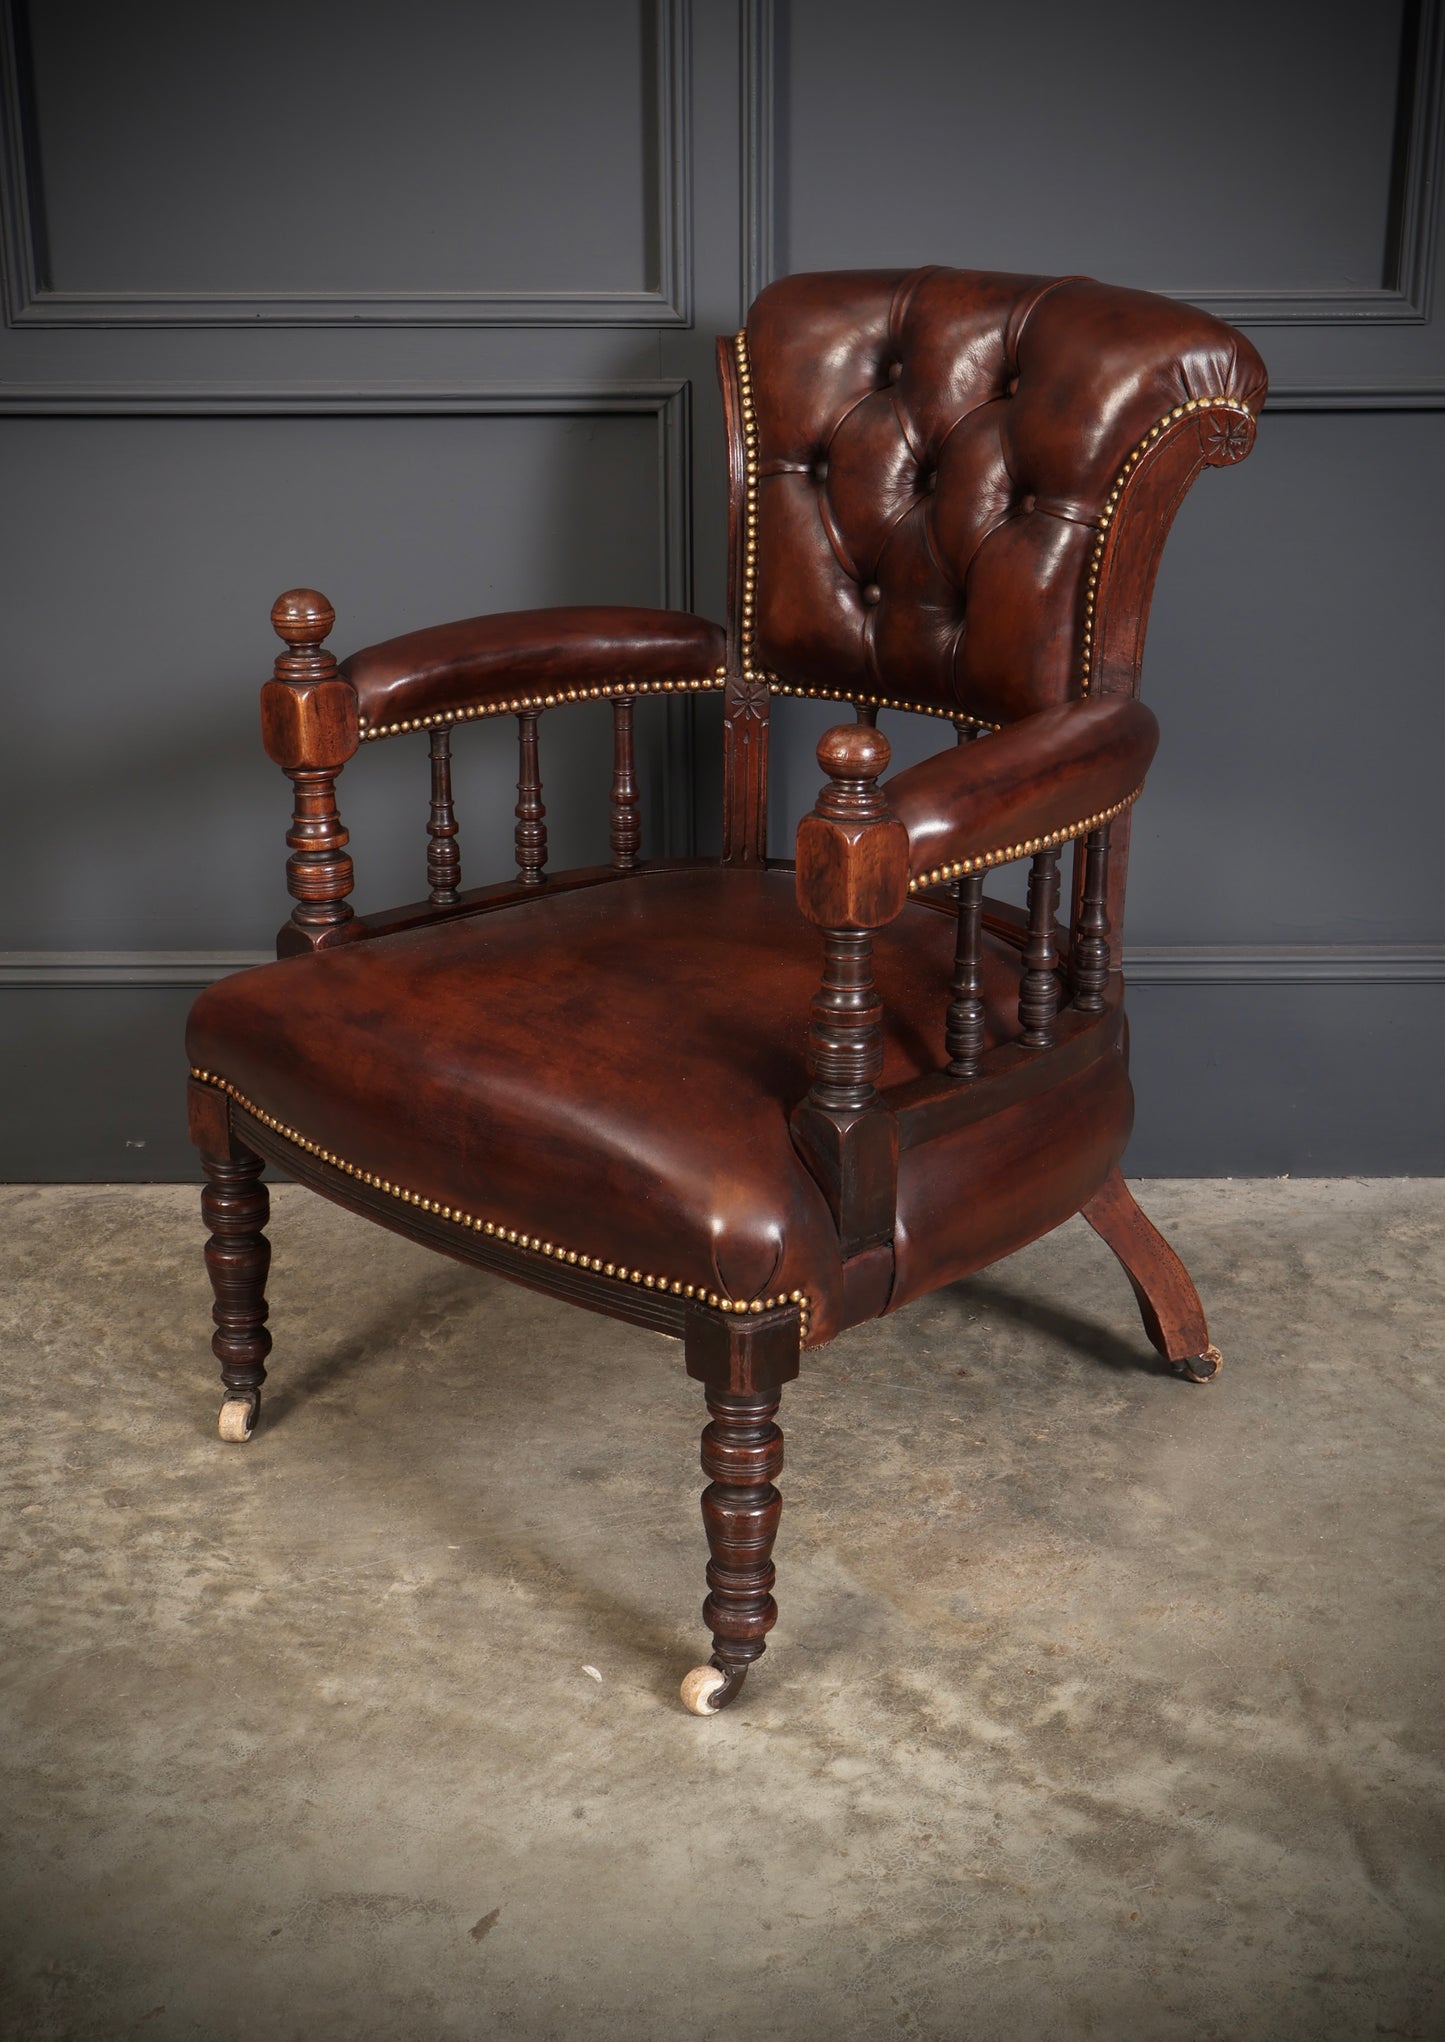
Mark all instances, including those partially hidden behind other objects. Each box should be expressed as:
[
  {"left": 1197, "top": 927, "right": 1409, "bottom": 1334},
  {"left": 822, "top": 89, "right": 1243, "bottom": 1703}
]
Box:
[
  {"left": 887, "top": 697, "right": 1158, "bottom": 884},
  {"left": 189, "top": 869, "right": 1047, "bottom": 1347},
  {"left": 186, "top": 266, "right": 1268, "bottom": 1709},
  {"left": 341, "top": 605, "right": 726, "bottom": 735},
  {"left": 745, "top": 268, "right": 1267, "bottom": 727}
]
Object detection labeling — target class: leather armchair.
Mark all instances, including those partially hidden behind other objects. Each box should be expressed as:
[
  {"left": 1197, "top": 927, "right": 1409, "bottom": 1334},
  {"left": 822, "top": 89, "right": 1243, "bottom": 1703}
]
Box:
[{"left": 187, "top": 267, "right": 1266, "bottom": 1714}]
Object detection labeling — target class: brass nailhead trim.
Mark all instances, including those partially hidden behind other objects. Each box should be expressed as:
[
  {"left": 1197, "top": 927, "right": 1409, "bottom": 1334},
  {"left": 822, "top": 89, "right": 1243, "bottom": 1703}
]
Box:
[
  {"left": 732, "top": 330, "right": 996, "bottom": 735},
  {"left": 190, "top": 1070, "right": 811, "bottom": 1336},
  {"left": 1081, "top": 395, "right": 1253, "bottom": 692},
  {"left": 357, "top": 670, "right": 730, "bottom": 741},
  {"left": 906, "top": 787, "right": 1143, "bottom": 893},
  {"left": 766, "top": 680, "right": 992, "bottom": 725}
]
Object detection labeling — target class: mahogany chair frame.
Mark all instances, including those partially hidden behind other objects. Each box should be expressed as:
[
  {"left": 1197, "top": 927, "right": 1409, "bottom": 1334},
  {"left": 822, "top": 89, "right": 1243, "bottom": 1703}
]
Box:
[{"left": 187, "top": 269, "right": 1264, "bottom": 1713}]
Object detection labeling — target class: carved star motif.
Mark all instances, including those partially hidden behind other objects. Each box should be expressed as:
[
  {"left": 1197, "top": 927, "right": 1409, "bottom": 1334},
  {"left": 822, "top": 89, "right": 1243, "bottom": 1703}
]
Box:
[
  {"left": 728, "top": 677, "right": 772, "bottom": 723},
  {"left": 1203, "top": 412, "right": 1252, "bottom": 464}
]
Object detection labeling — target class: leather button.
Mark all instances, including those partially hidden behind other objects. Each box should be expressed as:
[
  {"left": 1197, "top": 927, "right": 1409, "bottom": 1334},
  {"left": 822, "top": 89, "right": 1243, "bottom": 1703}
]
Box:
[
  {"left": 1020, "top": 492, "right": 1037, "bottom": 513},
  {"left": 812, "top": 457, "right": 829, "bottom": 484},
  {"left": 1005, "top": 375, "right": 1020, "bottom": 397},
  {"left": 886, "top": 361, "right": 903, "bottom": 383},
  {"left": 861, "top": 583, "right": 882, "bottom": 606},
  {"left": 920, "top": 469, "right": 937, "bottom": 493}
]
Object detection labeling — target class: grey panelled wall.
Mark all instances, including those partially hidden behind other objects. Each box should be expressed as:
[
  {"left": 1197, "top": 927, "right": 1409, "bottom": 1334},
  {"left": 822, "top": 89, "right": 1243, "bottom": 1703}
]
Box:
[{"left": 1, "top": 0, "right": 1442, "bottom": 1179}]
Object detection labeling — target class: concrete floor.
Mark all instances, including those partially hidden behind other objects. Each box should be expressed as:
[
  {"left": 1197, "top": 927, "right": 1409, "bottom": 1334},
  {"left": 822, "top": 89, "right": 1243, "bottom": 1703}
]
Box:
[{"left": 1, "top": 1179, "right": 1442, "bottom": 2042}]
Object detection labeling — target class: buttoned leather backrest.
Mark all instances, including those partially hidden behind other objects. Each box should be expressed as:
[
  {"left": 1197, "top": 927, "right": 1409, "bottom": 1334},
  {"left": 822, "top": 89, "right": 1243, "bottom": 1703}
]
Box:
[{"left": 739, "top": 267, "right": 1267, "bottom": 728}]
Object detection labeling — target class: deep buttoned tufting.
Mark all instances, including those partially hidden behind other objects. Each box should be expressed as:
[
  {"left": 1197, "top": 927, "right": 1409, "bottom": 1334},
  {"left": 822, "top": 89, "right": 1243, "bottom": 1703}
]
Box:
[{"left": 743, "top": 267, "right": 1267, "bottom": 728}]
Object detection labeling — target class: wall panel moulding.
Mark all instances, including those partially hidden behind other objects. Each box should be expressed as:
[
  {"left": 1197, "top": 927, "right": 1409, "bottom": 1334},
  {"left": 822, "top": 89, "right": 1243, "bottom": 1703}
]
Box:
[
  {"left": 1178, "top": 0, "right": 1442, "bottom": 327},
  {"left": 0, "top": 0, "right": 692, "bottom": 327}
]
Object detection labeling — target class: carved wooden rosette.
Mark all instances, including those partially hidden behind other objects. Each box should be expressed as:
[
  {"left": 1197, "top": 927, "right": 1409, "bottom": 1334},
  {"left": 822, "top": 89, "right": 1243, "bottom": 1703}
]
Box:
[
  {"left": 699, "top": 1387, "right": 785, "bottom": 1679},
  {"left": 200, "top": 1149, "right": 272, "bottom": 1403},
  {"left": 721, "top": 673, "right": 771, "bottom": 867}
]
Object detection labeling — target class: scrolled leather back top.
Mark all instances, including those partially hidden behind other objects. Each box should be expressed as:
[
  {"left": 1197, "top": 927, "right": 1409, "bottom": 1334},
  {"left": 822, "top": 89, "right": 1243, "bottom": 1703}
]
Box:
[{"left": 742, "top": 266, "right": 1267, "bottom": 727}]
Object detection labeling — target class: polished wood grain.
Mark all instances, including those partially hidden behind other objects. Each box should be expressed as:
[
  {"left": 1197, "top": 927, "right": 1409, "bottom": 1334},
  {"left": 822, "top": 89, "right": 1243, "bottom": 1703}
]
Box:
[
  {"left": 946, "top": 873, "right": 987, "bottom": 1078},
  {"left": 200, "top": 1148, "right": 272, "bottom": 1413},
  {"left": 698, "top": 1387, "right": 784, "bottom": 1702},
  {"left": 609, "top": 696, "right": 641, "bottom": 869},
  {"left": 263, "top": 591, "right": 361, "bottom": 956},
  {"left": 1019, "top": 849, "right": 1062, "bottom": 1048},
  {"left": 189, "top": 269, "right": 1264, "bottom": 1708},
  {"left": 792, "top": 725, "right": 909, "bottom": 1254},
  {"left": 426, "top": 728, "right": 461, "bottom": 905},
  {"left": 1070, "top": 825, "right": 1111, "bottom": 1013},
  {"left": 514, "top": 709, "right": 547, "bottom": 885},
  {"left": 1080, "top": 1166, "right": 1213, "bottom": 1372}
]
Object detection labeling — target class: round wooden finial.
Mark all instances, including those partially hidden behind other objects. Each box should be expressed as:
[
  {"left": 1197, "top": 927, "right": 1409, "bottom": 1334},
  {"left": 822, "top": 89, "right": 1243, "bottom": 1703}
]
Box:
[
  {"left": 270, "top": 588, "right": 335, "bottom": 647},
  {"left": 817, "top": 723, "right": 891, "bottom": 781}
]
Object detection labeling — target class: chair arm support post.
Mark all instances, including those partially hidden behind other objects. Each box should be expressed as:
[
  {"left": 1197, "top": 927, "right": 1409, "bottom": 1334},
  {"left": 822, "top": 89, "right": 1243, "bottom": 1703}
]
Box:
[
  {"left": 791, "top": 725, "right": 908, "bottom": 1255},
  {"left": 261, "top": 589, "right": 363, "bottom": 956}
]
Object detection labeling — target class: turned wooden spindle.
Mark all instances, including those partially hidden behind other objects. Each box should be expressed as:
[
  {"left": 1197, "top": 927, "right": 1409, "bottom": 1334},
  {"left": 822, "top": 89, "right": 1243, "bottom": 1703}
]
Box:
[
  {"left": 854, "top": 701, "right": 879, "bottom": 727},
  {"left": 262, "top": 589, "right": 360, "bottom": 954},
  {"left": 946, "top": 872, "right": 987, "bottom": 1077},
  {"left": 1019, "top": 847, "right": 1062, "bottom": 1047},
  {"left": 1071, "top": 824, "right": 1112, "bottom": 1012},
  {"left": 201, "top": 1149, "right": 272, "bottom": 1434},
  {"left": 426, "top": 728, "right": 461, "bottom": 905},
  {"left": 514, "top": 709, "right": 547, "bottom": 884},
  {"left": 791, "top": 726, "right": 909, "bottom": 1254},
  {"left": 609, "top": 696, "right": 641, "bottom": 869},
  {"left": 697, "top": 1387, "right": 785, "bottom": 1703},
  {"left": 798, "top": 726, "right": 902, "bottom": 1115},
  {"left": 809, "top": 930, "right": 884, "bottom": 1112}
]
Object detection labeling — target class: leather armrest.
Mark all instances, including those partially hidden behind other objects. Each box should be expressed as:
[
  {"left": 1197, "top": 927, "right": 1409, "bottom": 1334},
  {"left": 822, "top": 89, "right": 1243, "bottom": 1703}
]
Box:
[
  {"left": 885, "top": 697, "right": 1159, "bottom": 887},
  {"left": 340, "top": 605, "right": 727, "bottom": 736}
]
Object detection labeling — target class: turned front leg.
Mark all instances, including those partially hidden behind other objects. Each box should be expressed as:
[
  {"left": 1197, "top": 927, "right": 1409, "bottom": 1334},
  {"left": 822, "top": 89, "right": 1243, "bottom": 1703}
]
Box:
[
  {"left": 200, "top": 1149, "right": 272, "bottom": 1441},
  {"left": 680, "top": 1387, "right": 785, "bottom": 1713}
]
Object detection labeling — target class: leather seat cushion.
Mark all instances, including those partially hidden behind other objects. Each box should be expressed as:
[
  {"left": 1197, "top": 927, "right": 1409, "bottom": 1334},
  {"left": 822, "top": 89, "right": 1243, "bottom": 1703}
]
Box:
[{"left": 187, "top": 868, "right": 1029, "bottom": 1345}]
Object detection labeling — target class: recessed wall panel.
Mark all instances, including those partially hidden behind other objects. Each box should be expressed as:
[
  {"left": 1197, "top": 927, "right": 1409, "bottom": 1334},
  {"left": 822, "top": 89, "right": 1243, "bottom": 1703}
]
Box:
[
  {"left": 11, "top": 0, "right": 675, "bottom": 315},
  {"left": 0, "top": 411, "right": 665, "bottom": 948},
  {"left": 1129, "top": 409, "right": 1445, "bottom": 945},
  {"left": 765, "top": 413, "right": 1445, "bottom": 948},
  {"left": 781, "top": 0, "right": 1407, "bottom": 300}
]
